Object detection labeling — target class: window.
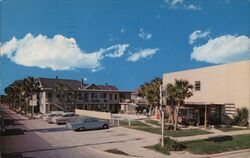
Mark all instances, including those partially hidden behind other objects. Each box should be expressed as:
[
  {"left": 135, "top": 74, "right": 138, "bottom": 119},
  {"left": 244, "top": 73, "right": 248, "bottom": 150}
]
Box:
[
  {"left": 47, "top": 92, "right": 52, "bottom": 98},
  {"left": 114, "top": 94, "right": 117, "bottom": 100},
  {"left": 103, "top": 93, "right": 106, "bottom": 98},
  {"left": 91, "top": 93, "right": 94, "bottom": 98},
  {"left": 195, "top": 81, "right": 201, "bottom": 91},
  {"left": 110, "top": 94, "right": 113, "bottom": 100}
]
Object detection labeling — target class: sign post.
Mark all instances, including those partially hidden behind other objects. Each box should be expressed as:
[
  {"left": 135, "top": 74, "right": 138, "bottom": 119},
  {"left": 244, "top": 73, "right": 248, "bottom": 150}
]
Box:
[{"left": 29, "top": 95, "right": 37, "bottom": 119}]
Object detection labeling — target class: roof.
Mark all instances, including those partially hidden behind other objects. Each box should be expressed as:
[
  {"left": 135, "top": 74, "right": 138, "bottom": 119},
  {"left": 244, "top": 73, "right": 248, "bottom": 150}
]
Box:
[
  {"left": 38, "top": 78, "right": 118, "bottom": 91},
  {"left": 38, "top": 78, "right": 83, "bottom": 90}
]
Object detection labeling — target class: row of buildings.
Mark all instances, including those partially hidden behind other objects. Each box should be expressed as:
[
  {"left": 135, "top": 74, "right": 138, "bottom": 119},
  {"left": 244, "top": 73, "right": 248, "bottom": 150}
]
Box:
[{"left": 5, "top": 60, "right": 249, "bottom": 125}]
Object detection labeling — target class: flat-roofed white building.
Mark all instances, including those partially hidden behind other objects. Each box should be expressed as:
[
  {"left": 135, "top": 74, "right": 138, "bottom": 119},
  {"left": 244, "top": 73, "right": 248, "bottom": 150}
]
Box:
[{"left": 163, "top": 60, "right": 250, "bottom": 126}]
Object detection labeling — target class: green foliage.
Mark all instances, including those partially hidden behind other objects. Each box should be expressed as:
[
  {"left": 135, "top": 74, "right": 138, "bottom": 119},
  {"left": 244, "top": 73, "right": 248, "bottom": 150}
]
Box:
[
  {"left": 234, "top": 107, "right": 249, "bottom": 127},
  {"left": 147, "top": 137, "right": 184, "bottom": 155},
  {"left": 164, "top": 137, "right": 184, "bottom": 151},
  {"left": 182, "top": 134, "right": 250, "bottom": 154},
  {"left": 164, "top": 124, "right": 174, "bottom": 130},
  {"left": 138, "top": 77, "right": 162, "bottom": 107}
]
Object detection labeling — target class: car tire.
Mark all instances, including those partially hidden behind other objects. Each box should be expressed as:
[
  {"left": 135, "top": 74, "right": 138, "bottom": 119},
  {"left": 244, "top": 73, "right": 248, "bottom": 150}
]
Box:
[{"left": 103, "top": 124, "right": 109, "bottom": 129}]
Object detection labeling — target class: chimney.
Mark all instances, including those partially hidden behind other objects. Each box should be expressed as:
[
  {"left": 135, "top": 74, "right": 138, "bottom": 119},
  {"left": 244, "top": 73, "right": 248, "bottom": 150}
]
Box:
[
  {"left": 105, "top": 83, "right": 108, "bottom": 86},
  {"left": 56, "top": 76, "right": 58, "bottom": 79}
]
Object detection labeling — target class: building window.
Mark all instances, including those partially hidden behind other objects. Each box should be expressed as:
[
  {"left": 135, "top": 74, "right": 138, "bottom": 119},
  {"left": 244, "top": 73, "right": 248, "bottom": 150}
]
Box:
[
  {"left": 103, "top": 93, "right": 106, "bottom": 98},
  {"left": 47, "top": 92, "right": 52, "bottom": 98},
  {"left": 114, "top": 94, "right": 117, "bottom": 100},
  {"left": 110, "top": 94, "right": 113, "bottom": 100},
  {"left": 195, "top": 81, "right": 201, "bottom": 91},
  {"left": 91, "top": 93, "right": 94, "bottom": 98}
]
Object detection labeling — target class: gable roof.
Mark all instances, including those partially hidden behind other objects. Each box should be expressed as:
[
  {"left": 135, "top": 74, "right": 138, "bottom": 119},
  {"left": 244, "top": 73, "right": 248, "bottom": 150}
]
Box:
[
  {"left": 38, "top": 78, "right": 83, "bottom": 90},
  {"left": 38, "top": 78, "right": 118, "bottom": 91}
]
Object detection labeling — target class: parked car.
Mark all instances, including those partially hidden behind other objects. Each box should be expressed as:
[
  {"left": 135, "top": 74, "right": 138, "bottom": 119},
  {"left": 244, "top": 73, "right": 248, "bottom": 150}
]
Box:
[
  {"left": 52, "top": 113, "right": 80, "bottom": 125},
  {"left": 47, "top": 113, "right": 64, "bottom": 124},
  {"left": 66, "top": 117, "right": 109, "bottom": 131},
  {"left": 43, "top": 111, "right": 65, "bottom": 121}
]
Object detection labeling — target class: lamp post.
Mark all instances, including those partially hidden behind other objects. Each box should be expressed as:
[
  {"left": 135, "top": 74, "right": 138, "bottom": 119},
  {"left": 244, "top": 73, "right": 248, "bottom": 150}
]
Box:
[{"left": 160, "top": 85, "right": 164, "bottom": 147}]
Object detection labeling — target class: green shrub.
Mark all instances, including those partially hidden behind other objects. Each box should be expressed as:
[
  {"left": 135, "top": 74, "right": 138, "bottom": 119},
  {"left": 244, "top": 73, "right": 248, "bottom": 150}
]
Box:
[
  {"left": 188, "top": 119, "right": 196, "bottom": 126},
  {"left": 164, "top": 124, "right": 174, "bottom": 130},
  {"left": 234, "top": 107, "right": 249, "bottom": 127},
  {"left": 164, "top": 137, "right": 184, "bottom": 151}
]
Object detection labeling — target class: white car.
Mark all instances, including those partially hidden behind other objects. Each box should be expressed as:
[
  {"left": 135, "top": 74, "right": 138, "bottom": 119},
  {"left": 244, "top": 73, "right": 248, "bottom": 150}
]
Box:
[
  {"left": 43, "top": 111, "right": 65, "bottom": 121},
  {"left": 52, "top": 113, "right": 80, "bottom": 125}
]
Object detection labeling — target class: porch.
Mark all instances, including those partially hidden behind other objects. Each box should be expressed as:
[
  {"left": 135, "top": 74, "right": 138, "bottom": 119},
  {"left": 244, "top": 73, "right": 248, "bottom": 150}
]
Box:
[{"left": 178, "top": 103, "right": 224, "bottom": 127}]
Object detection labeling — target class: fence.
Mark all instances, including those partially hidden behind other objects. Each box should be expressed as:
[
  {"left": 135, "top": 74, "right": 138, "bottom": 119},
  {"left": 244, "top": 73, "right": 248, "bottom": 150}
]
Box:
[{"left": 75, "top": 109, "right": 112, "bottom": 120}]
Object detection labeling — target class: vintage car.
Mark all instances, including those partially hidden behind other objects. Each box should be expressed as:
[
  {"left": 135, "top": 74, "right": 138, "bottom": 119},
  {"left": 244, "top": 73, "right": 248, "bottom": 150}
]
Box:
[{"left": 66, "top": 117, "right": 109, "bottom": 131}]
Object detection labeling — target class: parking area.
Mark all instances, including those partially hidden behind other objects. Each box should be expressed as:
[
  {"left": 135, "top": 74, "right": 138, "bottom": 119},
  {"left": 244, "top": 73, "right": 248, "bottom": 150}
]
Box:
[{"left": 1, "top": 106, "right": 162, "bottom": 158}]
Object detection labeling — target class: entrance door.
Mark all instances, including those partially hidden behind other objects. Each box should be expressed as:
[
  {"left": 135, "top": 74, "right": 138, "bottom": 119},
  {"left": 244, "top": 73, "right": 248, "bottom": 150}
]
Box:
[{"left": 199, "top": 108, "right": 205, "bottom": 125}]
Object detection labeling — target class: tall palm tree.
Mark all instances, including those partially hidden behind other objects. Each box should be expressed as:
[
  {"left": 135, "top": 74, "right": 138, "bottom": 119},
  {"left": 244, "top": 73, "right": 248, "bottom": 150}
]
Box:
[
  {"left": 139, "top": 77, "right": 162, "bottom": 116},
  {"left": 24, "top": 77, "right": 40, "bottom": 118},
  {"left": 166, "top": 79, "right": 193, "bottom": 131}
]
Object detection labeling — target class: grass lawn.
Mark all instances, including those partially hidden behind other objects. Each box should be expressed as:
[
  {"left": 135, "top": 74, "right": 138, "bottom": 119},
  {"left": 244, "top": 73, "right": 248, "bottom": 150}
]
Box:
[
  {"left": 119, "top": 120, "right": 150, "bottom": 127},
  {"left": 145, "top": 120, "right": 161, "bottom": 126},
  {"left": 182, "top": 134, "right": 250, "bottom": 154},
  {"left": 132, "top": 127, "right": 212, "bottom": 137},
  {"left": 216, "top": 126, "right": 250, "bottom": 132},
  {"left": 147, "top": 144, "right": 170, "bottom": 155}
]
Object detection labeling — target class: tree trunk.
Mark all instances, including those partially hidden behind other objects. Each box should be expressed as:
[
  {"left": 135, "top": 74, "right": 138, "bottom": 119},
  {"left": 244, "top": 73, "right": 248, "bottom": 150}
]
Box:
[
  {"left": 149, "top": 104, "right": 153, "bottom": 116},
  {"left": 174, "top": 101, "right": 181, "bottom": 131},
  {"left": 169, "top": 105, "right": 174, "bottom": 124}
]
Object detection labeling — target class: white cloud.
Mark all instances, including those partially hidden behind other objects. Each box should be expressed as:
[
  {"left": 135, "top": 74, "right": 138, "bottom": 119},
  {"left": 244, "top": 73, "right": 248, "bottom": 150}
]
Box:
[
  {"left": 0, "top": 33, "right": 129, "bottom": 71},
  {"left": 127, "top": 48, "right": 159, "bottom": 62},
  {"left": 164, "top": 0, "right": 201, "bottom": 10},
  {"left": 105, "top": 44, "right": 129, "bottom": 58},
  {"left": 191, "top": 35, "right": 250, "bottom": 64},
  {"left": 187, "top": 4, "right": 201, "bottom": 10},
  {"left": 189, "top": 30, "right": 210, "bottom": 44},
  {"left": 138, "top": 28, "right": 152, "bottom": 40},
  {"left": 120, "top": 28, "right": 126, "bottom": 33}
]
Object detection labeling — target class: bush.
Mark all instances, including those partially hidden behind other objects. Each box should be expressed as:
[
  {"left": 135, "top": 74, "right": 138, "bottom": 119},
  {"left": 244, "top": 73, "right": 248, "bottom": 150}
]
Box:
[
  {"left": 164, "top": 137, "right": 184, "bottom": 151},
  {"left": 234, "top": 107, "right": 249, "bottom": 127},
  {"left": 164, "top": 124, "right": 174, "bottom": 130},
  {"left": 188, "top": 119, "right": 196, "bottom": 126}
]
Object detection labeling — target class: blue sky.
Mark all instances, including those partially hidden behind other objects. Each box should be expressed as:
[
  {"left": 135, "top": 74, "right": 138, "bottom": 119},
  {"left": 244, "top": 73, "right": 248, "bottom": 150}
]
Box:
[{"left": 0, "top": 0, "right": 250, "bottom": 93}]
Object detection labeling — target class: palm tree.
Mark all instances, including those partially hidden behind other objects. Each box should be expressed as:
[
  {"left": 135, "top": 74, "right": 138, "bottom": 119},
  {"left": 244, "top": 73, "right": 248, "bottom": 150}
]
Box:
[
  {"left": 24, "top": 77, "right": 40, "bottom": 118},
  {"left": 139, "top": 77, "right": 162, "bottom": 116},
  {"left": 166, "top": 79, "right": 193, "bottom": 131}
]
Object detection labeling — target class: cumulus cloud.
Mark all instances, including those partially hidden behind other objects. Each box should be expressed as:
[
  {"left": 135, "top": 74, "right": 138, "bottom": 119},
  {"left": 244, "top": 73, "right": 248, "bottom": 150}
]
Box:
[
  {"left": 164, "top": 0, "right": 201, "bottom": 10},
  {"left": 138, "top": 28, "right": 152, "bottom": 40},
  {"left": 0, "top": 33, "right": 129, "bottom": 71},
  {"left": 191, "top": 35, "right": 250, "bottom": 64},
  {"left": 189, "top": 30, "right": 210, "bottom": 44},
  {"left": 127, "top": 48, "right": 159, "bottom": 62}
]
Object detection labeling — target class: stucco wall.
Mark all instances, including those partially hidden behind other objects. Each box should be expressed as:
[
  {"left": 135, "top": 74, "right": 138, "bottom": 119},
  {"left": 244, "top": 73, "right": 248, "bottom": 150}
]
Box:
[
  {"left": 163, "top": 60, "right": 250, "bottom": 120},
  {"left": 75, "top": 109, "right": 112, "bottom": 120}
]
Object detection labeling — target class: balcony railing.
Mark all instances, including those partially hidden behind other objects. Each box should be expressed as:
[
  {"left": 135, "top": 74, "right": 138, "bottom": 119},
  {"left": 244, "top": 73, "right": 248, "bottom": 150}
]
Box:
[{"left": 45, "top": 98, "right": 127, "bottom": 104}]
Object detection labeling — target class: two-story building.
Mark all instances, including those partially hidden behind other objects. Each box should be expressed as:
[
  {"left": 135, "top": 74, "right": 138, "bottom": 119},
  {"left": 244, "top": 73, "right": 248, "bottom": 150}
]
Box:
[
  {"left": 162, "top": 60, "right": 250, "bottom": 126},
  {"left": 38, "top": 77, "right": 131, "bottom": 114}
]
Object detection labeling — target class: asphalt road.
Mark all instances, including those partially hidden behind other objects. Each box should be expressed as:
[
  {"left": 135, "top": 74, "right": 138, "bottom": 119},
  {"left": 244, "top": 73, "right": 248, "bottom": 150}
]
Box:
[
  {"left": 0, "top": 105, "right": 160, "bottom": 158},
  {"left": 1, "top": 104, "right": 250, "bottom": 158}
]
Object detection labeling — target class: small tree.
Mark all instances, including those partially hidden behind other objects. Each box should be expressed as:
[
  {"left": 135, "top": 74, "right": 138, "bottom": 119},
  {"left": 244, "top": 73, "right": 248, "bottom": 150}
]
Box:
[
  {"left": 234, "top": 107, "right": 249, "bottom": 127},
  {"left": 166, "top": 79, "right": 193, "bottom": 131}
]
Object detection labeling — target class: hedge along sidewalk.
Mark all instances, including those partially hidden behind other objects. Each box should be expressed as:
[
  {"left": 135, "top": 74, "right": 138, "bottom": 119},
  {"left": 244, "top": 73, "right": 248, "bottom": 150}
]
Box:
[
  {"left": 182, "top": 134, "right": 250, "bottom": 154},
  {"left": 175, "top": 127, "right": 250, "bottom": 142}
]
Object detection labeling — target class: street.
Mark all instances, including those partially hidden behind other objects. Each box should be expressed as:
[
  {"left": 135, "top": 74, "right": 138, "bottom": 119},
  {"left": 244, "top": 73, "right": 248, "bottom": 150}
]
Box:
[
  {"left": 0, "top": 105, "right": 162, "bottom": 158},
  {"left": 1, "top": 105, "right": 250, "bottom": 158}
]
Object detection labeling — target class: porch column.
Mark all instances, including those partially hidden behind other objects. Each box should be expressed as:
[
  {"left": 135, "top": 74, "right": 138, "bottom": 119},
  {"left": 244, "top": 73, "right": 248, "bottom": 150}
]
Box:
[{"left": 204, "top": 105, "right": 208, "bottom": 127}]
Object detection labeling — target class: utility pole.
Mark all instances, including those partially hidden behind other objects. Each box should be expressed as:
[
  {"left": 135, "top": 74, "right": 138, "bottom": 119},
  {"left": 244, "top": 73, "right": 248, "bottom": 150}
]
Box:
[{"left": 160, "top": 85, "right": 164, "bottom": 147}]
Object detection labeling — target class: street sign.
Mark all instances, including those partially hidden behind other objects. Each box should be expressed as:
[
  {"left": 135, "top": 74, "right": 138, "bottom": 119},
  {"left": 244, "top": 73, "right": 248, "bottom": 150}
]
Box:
[{"left": 29, "top": 100, "right": 37, "bottom": 106}]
